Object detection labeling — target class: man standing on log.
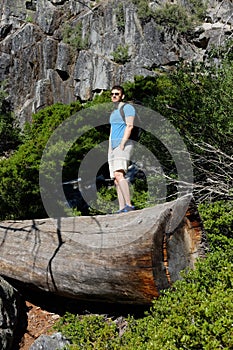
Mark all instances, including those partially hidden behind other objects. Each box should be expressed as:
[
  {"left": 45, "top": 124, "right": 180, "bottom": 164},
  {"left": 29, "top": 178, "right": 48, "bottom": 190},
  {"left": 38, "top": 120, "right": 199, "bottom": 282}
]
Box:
[{"left": 108, "top": 85, "right": 136, "bottom": 213}]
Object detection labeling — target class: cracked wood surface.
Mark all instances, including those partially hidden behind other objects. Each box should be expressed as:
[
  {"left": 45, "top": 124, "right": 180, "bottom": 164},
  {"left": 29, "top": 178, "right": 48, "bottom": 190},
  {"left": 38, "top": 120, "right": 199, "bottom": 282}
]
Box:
[{"left": 0, "top": 196, "right": 207, "bottom": 305}]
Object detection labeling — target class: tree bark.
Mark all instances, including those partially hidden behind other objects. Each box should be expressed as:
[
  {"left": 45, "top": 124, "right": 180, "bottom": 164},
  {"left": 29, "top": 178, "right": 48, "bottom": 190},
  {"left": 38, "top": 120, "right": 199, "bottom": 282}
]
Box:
[{"left": 0, "top": 196, "right": 207, "bottom": 305}]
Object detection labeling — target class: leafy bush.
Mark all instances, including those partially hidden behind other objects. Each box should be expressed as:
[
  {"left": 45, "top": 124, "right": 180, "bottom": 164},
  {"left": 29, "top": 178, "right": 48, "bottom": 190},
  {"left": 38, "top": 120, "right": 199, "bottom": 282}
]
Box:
[
  {"left": 131, "top": 0, "right": 153, "bottom": 23},
  {"left": 55, "top": 314, "right": 120, "bottom": 349},
  {"left": 62, "top": 22, "right": 89, "bottom": 50},
  {"left": 0, "top": 99, "right": 113, "bottom": 219},
  {"left": 111, "top": 45, "right": 130, "bottom": 64},
  {"left": 115, "top": 3, "right": 125, "bottom": 32},
  {"left": 131, "top": 0, "right": 206, "bottom": 32},
  {"left": 0, "top": 102, "right": 82, "bottom": 219},
  {"left": 198, "top": 200, "right": 233, "bottom": 251},
  {"left": 154, "top": 3, "right": 193, "bottom": 33}
]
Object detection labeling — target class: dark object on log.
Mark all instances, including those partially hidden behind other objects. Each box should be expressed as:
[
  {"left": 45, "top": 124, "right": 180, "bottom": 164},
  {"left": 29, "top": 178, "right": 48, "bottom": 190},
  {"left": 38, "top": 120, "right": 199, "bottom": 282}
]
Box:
[{"left": 0, "top": 196, "right": 207, "bottom": 305}]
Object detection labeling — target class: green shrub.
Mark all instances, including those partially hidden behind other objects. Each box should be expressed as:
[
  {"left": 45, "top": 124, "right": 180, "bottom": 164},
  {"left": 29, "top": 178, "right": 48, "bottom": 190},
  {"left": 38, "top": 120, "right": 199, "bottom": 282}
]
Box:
[
  {"left": 89, "top": 185, "right": 118, "bottom": 215},
  {"left": 131, "top": 0, "right": 153, "bottom": 23},
  {"left": 198, "top": 200, "right": 233, "bottom": 251},
  {"left": 154, "top": 3, "right": 193, "bottom": 33},
  {"left": 54, "top": 313, "right": 121, "bottom": 349},
  {"left": 185, "top": 0, "right": 207, "bottom": 19},
  {"left": 0, "top": 102, "right": 82, "bottom": 220},
  {"left": 111, "top": 45, "right": 130, "bottom": 64},
  {"left": 131, "top": 0, "right": 206, "bottom": 32},
  {"left": 62, "top": 22, "right": 89, "bottom": 50},
  {"left": 115, "top": 3, "right": 125, "bottom": 32}
]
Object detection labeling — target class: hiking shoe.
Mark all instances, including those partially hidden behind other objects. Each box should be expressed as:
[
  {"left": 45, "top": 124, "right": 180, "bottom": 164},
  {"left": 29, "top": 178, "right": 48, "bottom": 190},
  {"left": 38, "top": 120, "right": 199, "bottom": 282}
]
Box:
[
  {"left": 116, "top": 205, "right": 135, "bottom": 214},
  {"left": 116, "top": 208, "right": 125, "bottom": 214},
  {"left": 122, "top": 205, "right": 135, "bottom": 212}
]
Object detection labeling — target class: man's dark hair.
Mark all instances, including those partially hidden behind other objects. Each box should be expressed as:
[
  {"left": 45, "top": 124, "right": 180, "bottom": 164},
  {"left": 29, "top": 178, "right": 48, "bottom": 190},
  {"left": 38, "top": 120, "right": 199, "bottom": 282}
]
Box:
[{"left": 111, "top": 85, "right": 125, "bottom": 95}]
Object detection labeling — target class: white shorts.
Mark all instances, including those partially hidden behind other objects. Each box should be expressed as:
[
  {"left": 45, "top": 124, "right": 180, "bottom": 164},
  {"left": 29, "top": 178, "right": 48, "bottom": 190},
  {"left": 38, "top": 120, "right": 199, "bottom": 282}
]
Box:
[{"left": 108, "top": 142, "right": 134, "bottom": 179}]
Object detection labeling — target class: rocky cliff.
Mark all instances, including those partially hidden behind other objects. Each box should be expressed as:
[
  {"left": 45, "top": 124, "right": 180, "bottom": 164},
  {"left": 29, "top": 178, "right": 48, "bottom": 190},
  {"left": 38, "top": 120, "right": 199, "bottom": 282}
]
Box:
[{"left": 0, "top": 0, "right": 232, "bottom": 125}]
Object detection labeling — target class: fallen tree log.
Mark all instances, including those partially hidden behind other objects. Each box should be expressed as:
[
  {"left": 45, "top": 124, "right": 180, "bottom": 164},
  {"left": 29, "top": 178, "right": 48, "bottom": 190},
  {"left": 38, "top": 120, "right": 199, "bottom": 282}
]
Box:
[{"left": 0, "top": 196, "right": 207, "bottom": 305}]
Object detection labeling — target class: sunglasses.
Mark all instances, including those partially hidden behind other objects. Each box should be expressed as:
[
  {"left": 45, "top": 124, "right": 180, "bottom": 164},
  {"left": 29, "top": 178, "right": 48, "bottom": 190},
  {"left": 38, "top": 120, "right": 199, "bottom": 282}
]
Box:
[{"left": 111, "top": 92, "right": 120, "bottom": 96}]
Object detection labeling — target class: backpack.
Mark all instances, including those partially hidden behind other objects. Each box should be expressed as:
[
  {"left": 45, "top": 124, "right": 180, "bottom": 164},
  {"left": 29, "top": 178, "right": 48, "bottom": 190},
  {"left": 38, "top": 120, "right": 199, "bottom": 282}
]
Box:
[{"left": 119, "top": 102, "right": 142, "bottom": 142}]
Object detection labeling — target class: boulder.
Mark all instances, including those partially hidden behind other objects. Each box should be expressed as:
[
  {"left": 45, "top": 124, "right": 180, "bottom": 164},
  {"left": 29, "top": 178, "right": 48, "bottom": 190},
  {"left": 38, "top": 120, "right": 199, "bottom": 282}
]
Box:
[
  {"left": 29, "top": 332, "right": 70, "bottom": 350},
  {"left": 0, "top": 276, "right": 27, "bottom": 350}
]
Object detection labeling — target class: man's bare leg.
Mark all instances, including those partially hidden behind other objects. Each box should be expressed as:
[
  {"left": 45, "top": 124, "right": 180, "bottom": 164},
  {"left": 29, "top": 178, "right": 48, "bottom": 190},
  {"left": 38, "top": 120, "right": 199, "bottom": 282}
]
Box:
[
  {"left": 114, "top": 170, "right": 132, "bottom": 209},
  {"left": 115, "top": 183, "right": 125, "bottom": 210}
]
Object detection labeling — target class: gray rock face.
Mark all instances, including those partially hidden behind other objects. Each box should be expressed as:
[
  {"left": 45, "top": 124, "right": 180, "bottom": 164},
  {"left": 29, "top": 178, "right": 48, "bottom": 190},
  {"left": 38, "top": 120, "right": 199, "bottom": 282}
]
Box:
[
  {"left": 0, "top": 276, "right": 27, "bottom": 350},
  {"left": 29, "top": 332, "right": 70, "bottom": 350},
  {"left": 0, "top": 0, "right": 232, "bottom": 125}
]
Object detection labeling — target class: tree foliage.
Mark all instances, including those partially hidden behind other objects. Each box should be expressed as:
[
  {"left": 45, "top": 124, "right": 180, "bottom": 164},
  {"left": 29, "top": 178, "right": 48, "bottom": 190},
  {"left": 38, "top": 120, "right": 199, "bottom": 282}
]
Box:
[
  {"left": 122, "top": 50, "right": 233, "bottom": 202},
  {"left": 111, "top": 45, "right": 131, "bottom": 64},
  {"left": 131, "top": 0, "right": 206, "bottom": 31},
  {"left": 0, "top": 102, "right": 82, "bottom": 219},
  {"left": 62, "top": 22, "right": 89, "bottom": 50}
]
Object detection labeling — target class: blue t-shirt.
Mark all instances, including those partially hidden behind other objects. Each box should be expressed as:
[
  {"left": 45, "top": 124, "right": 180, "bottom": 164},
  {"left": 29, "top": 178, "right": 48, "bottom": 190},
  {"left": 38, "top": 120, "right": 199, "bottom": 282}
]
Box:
[{"left": 110, "top": 104, "right": 135, "bottom": 149}]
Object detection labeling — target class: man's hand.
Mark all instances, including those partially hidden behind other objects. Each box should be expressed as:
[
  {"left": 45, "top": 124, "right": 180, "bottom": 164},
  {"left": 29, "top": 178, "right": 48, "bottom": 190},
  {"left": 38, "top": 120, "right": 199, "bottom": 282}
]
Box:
[{"left": 120, "top": 142, "right": 125, "bottom": 150}]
